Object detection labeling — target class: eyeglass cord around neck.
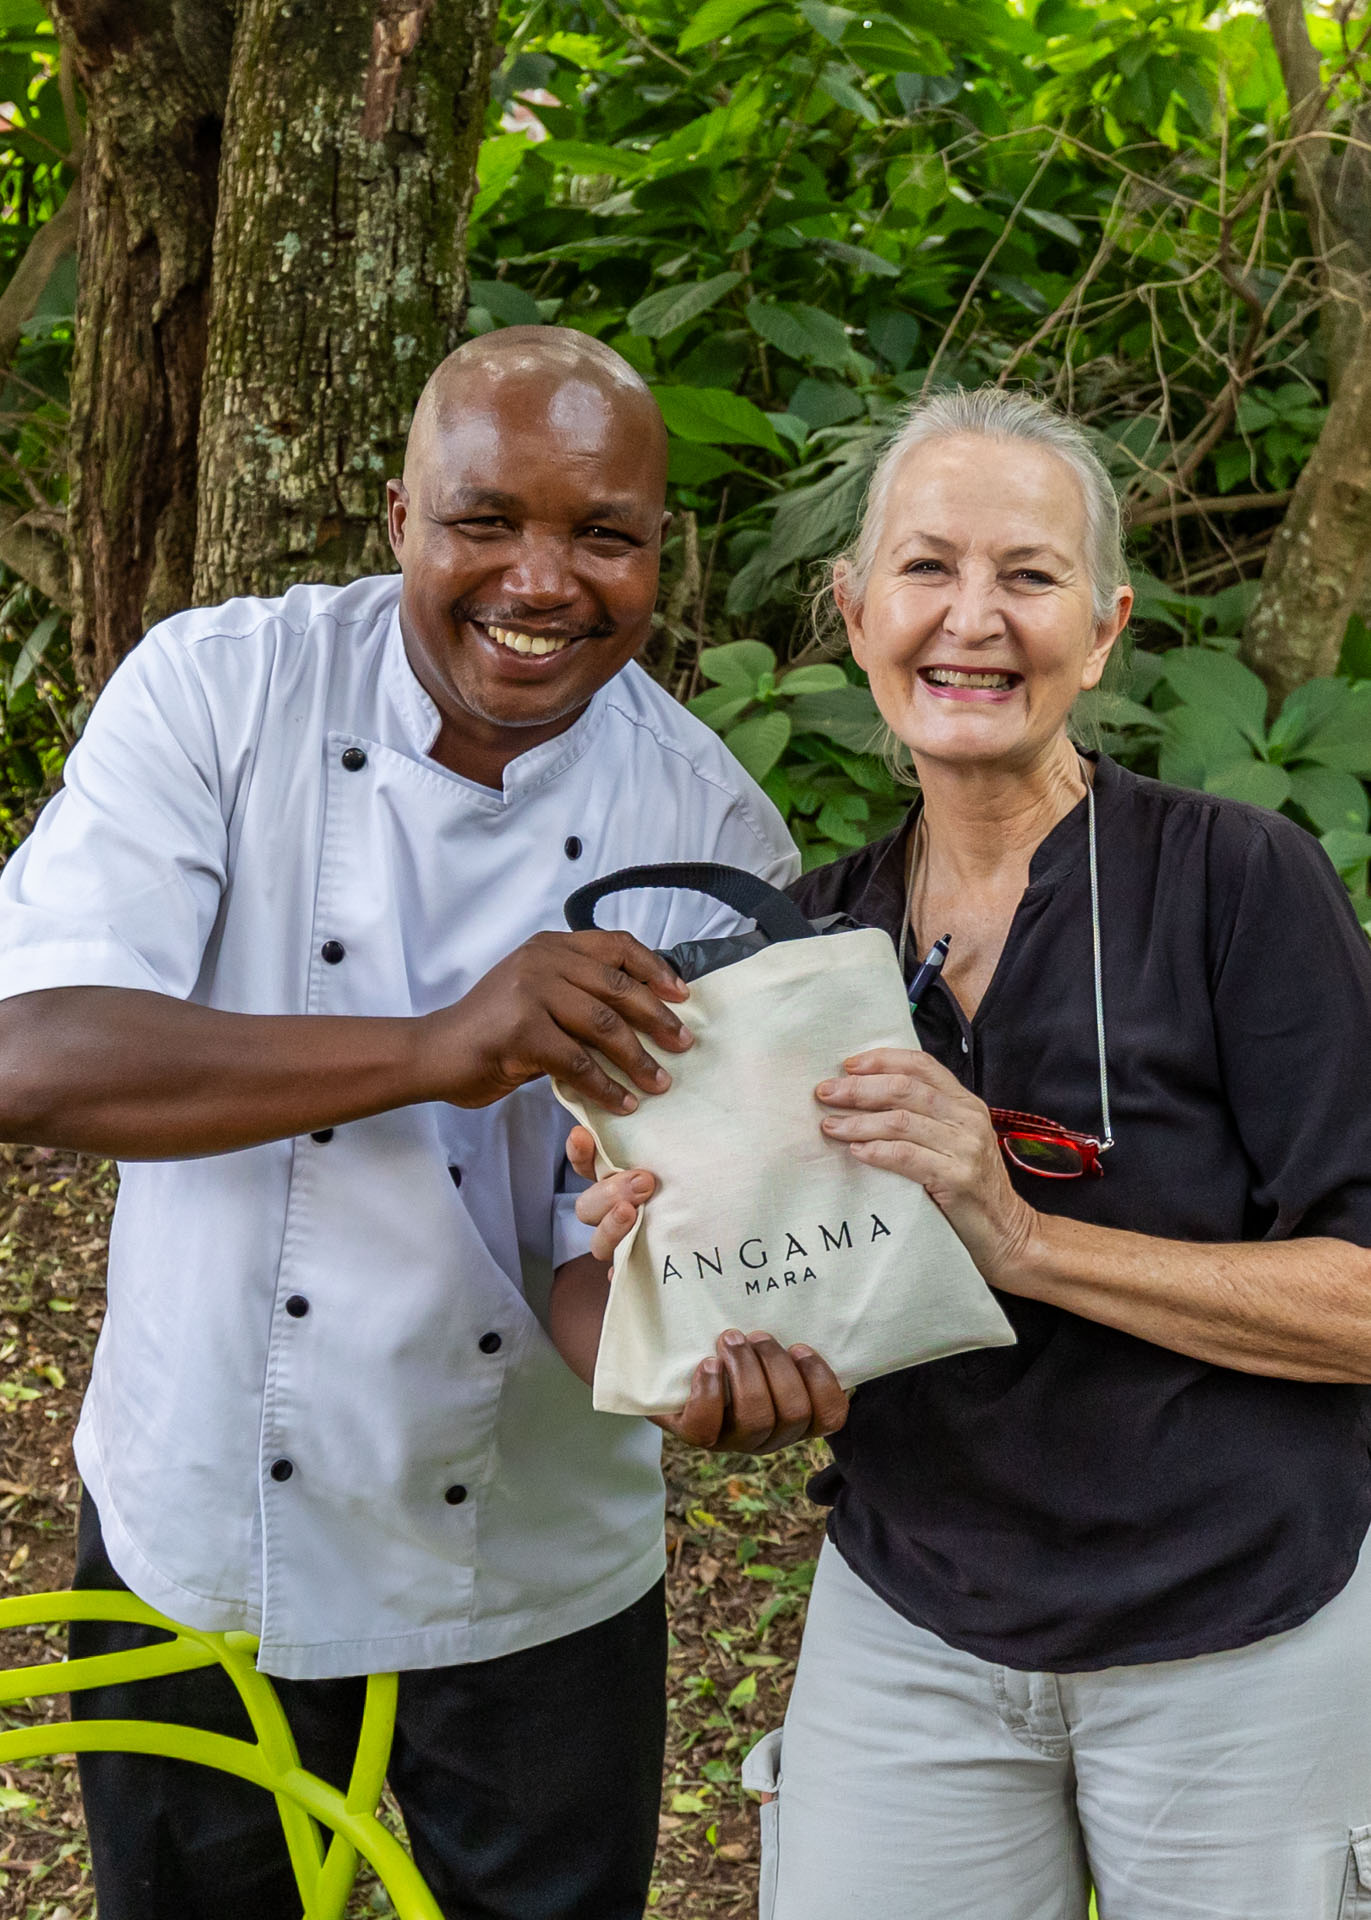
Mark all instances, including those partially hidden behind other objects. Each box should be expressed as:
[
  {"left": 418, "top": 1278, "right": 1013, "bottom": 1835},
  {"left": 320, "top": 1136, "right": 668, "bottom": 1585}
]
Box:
[{"left": 901, "top": 776, "right": 1113, "bottom": 1155}]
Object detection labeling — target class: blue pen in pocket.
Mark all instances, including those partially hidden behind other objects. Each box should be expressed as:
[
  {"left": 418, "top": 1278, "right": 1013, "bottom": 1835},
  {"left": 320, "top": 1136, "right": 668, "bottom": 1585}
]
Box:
[{"left": 907, "top": 934, "right": 952, "bottom": 1013}]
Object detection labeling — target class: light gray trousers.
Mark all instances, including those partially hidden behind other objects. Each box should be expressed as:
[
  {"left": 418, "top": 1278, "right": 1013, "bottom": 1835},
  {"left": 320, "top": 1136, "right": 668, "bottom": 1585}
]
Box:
[{"left": 742, "top": 1539, "right": 1371, "bottom": 1919}]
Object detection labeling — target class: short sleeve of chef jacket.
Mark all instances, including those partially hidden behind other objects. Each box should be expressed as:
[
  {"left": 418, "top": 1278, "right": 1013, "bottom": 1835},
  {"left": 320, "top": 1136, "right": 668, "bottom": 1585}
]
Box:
[{"left": 0, "top": 632, "right": 226, "bottom": 1002}]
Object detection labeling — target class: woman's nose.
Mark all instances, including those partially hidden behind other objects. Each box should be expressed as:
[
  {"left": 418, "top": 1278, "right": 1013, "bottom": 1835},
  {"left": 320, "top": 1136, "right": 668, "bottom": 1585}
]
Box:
[{"left": 941, "top": 573, "right": 1006, "bottom": 643}]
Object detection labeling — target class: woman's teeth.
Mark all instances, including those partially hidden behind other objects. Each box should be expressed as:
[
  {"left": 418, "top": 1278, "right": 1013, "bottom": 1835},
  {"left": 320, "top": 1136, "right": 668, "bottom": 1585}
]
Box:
[
  {"left": 488, "top": 625, "right": 573, "bottom": 657},
  {"left": 925, "top": 668, "right": 1016, "bottom": 689}
]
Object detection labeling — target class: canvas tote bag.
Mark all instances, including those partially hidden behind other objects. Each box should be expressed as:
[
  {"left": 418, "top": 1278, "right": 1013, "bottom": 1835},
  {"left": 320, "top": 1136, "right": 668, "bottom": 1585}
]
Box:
[{"left": 553, "top": 864, "right": 1015, "bottom": 1417}]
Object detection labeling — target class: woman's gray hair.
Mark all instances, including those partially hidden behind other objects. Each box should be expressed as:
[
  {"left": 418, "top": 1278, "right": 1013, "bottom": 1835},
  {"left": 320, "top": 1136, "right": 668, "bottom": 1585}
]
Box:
[{"left": 836, "top": 386, "right": 1128, "bottom": 627}]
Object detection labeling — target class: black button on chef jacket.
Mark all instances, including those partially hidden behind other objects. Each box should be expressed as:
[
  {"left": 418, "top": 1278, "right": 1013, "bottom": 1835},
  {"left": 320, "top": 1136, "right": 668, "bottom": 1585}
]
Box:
[{"left": 791, "top": 754, "right": 1371, "bottom": 1672}]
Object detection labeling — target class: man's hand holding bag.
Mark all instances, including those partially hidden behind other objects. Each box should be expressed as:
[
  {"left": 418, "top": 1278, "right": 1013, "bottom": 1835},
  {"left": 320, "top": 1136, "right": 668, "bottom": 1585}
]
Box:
[{"left": 552, "top": 865, "right": 1015, "bottom": 1418}]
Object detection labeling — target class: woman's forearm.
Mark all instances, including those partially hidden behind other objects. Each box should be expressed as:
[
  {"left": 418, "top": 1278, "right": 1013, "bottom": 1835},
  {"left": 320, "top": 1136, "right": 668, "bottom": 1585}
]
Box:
[{"left": 1003, "top": 1213, "right": 1371, "bottom": 1383}]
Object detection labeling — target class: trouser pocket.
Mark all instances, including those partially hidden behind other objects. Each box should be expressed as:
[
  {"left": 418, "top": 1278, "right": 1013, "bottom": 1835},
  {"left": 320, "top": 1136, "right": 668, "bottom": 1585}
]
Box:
[
  {"left": 742, "top": 1728, "right": 783, "bottom": 1920},
  {"left": 1340, "top": 1828, "right": 1371, "bottom": 1917}
]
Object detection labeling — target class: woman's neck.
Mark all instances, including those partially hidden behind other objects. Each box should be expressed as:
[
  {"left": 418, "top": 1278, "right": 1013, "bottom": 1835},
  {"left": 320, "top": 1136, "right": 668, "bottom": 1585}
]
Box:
[{"left": 913, "top": 734, "right": 1087, "bottom": 889}]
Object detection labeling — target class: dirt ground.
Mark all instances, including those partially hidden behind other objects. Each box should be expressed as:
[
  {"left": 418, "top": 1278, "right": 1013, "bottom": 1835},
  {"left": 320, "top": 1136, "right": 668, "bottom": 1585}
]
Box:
[{"left": 0, "top": 1144, "right": 824, "bottom": 1919}]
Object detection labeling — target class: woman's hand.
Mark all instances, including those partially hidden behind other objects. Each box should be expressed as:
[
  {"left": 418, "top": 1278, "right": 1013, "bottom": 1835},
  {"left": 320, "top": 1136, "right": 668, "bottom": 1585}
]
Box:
[
  {"left": 816, "top": 1048, "right": 1037, "bottom": 1287},
  {"left": 566, "top": 1125, "right": 850, "bottom": 1450},
  {"left": 568, "top": 1123, "right": 656, "bottom": 1261}
]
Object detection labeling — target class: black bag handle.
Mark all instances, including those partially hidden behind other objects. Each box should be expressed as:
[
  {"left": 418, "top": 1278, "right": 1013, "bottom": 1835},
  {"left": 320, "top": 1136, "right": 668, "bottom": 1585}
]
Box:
[{"left": 564, "top": 862, "right": 816, "bottom": 945}]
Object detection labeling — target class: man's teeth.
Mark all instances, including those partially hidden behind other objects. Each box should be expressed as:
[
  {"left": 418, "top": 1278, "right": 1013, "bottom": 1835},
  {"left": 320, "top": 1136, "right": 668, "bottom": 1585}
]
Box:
[
  {"left": 926, "top": 668, "right": 1016, "bottom": 689},
  {"left": 488, "top": 625, "right": 573, "bottom": 657}
]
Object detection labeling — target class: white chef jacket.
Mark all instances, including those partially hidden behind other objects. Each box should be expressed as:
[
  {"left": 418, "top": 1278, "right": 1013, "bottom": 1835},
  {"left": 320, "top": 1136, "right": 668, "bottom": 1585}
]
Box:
[{"left": 0, "top": 574, "right": 797, "bottom": 1677}]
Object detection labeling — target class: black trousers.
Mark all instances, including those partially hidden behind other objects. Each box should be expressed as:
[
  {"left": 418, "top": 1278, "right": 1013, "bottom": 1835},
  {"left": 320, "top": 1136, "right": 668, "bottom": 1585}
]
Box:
[{"left": 70, "top": 1493, "right": 667, "bottom": 1920}]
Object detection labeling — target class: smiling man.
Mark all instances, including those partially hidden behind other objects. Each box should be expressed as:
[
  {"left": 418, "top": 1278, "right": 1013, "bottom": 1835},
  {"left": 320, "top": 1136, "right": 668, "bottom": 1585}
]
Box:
[{"left": 0, "top": 328, "right": 796, "bottom": 1920}]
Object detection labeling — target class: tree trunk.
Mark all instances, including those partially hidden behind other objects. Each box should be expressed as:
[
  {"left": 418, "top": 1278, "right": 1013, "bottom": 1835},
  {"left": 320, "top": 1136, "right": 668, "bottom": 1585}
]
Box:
[
  {"left": 1243, "top": 318, "right": 1371, "bottom": 705},
  {"left": 49, "top": 0, "right": 232, "bottom": 692},
  {"left": 1245, "top": 0, "right": 1371, "bottom": 701},
  {"left": 1262, "top": 0, "right": 1371, "bottom": 397},
  {"left": 191, "top": 0, "right": 496, "bottom": 604}
]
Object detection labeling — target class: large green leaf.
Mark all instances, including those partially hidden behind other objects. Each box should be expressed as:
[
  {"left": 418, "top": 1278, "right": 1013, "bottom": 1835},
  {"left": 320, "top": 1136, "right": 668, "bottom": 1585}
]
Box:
[
  {"left": 778, "top": 663, "right": 850, "bottom": 694},
  {"left": 667, "top": 441, "right": 747, "bottom": 487},
  {"left": 1158, "top": 648, "right": 1268, "bottom": 744},
  {"left": 652, "top": 386, "right": 785, "bottom": 455},
  {"left": 678, "top": 0, "right": 779, "bottom": 52},
  {"left": 687, "top": 686, "right": 755, "bottom": 729},
  {"left": 1286, "top": 766, "right": 1369, "bottom": 835},
  {"left": 698, "top": 640, "right": 777, "bottom": 689},
  {"left": 724, "top": 711, "right": 792, "bottom": 781},
  {"left": 786, "top": 683, "right": 884, "bottom": 750},
  {"left": 1203, "top": 761, "right": 1290, "bottom": 811},
  {"left": 812, "top": 237, "right": 900, "bottom": 278},
  {"left": 535, "top": 139, "right": 650, "bottom": 179},
  {"left": 816, "top": 64, "right": 881, "bottom": 123},
  {"left": 787, "top": 378, "right": 865, "bottom": 429},
  {"left": 1022, "top": 206, "right": 1085, "bottom": 246},
  {"left": 766, "top": 459, "right": 871, "bottom": 569},
  {"left": 798, "top": 0, "right": 855, "bottom": 41},
  {"left": 466, "top": 279, "right": 543, "bottom": 326},
  {"left": 1338, "top": 616, "right": 1371, "bottom": 683},
  {"left": 470, "top": 131, "right": 536, "bottom": 221},
  {"left": 1320, "top": 831, "right": 1371, "bottom": 879},
  {"left": 816, "top": 797, "right": 871, "bottom": 846},
  {"left": 629, "top": 271, "right": 743, "bottom": 339},
  {"left": 1269, "top": 677, "right": 1371, "bottom": 776},
  {"left": 1082, "top": 689, "right": 1161, "bottom": 732},
  {"left": 8, "top": 610, "right": 62, "bottom": 695},
  {"left": 841, "top": 20, "right": 934, "bottom": 74},
  {"left": 866, "top": 308, "right": 920, "bottom": 372},
  {"left": 744, "top": 299, "right": 850, "bottom": 371},
  {"left": 1157, "top": 706, "right": 1255, "bottom": 790}
]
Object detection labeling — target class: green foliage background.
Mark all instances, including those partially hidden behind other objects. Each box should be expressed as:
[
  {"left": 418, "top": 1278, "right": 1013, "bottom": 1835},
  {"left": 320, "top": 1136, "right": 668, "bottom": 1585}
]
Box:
[
  {"left": 462, "top": 0, "right": 1371, "bottom": 911},
  {"left": 0, "top": 0, "right": 1369, "bottom": 923},
  {"left": 0, "top": 0, "right": 80, "bottom": 838}
]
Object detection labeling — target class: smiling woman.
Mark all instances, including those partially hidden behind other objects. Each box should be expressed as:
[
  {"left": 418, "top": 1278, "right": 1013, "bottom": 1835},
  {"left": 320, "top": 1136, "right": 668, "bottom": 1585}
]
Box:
[
  {"left": 771, "top": 387, "right": 1371, "bottom": 1917},
  {"left": 573, "top": 385, "right": 1371, "bottom": 1919}
]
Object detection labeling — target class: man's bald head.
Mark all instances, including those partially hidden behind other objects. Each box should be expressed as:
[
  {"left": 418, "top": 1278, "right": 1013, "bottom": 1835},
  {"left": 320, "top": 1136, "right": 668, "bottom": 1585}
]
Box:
[
  {"left": 387, "top": 325, "right": 674, "bottom": 769},
  {"left": 404, "top": 326, "right": 668, "bottom": 496}
]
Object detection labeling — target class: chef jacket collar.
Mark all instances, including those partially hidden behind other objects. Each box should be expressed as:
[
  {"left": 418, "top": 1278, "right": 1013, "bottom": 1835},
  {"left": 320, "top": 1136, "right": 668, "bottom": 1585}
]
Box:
[{"left": 382, "top": 603, "right": 610, "bottom": 802}]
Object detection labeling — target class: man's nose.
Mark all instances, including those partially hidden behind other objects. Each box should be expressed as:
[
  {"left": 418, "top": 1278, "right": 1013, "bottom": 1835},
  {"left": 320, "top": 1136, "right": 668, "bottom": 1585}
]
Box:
[{"left": 501, "top": 535, "right": 578, "bottom": 608}]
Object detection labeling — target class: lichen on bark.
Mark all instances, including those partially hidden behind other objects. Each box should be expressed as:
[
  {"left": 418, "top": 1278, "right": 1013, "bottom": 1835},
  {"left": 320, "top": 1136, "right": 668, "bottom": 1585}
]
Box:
[
  {"left": 191, "top": 0, "right": 497, "bottom": 605},
  {"left": 50, "top": 0, "right": 232, "bottom": 691},
  {"left": 1245, "top": 322, "right": 1371, "bottom": 706}
]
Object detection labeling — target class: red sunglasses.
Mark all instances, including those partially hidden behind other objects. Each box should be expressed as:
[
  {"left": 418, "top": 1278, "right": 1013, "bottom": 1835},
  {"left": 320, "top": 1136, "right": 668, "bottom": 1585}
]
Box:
[{"left": 989, "top": 1107, "right": 1108, "bottom": 1178}]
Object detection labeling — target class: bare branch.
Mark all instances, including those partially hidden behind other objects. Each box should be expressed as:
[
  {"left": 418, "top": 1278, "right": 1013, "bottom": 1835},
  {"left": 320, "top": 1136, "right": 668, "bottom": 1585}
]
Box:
[
  {"left": 596, "top": 0, "right": 692, "bottom": 77},
  {"left": 0, "top": 504, "right": 70, "bottom": 609},
  {"left": 923, "top": 138, "right": 1061, "bottom": 395},
  {"left": 0, "top": 184, "right": 80, "bottom": 381},
  {"left": 1130, "top": 490, "right": 1294, "bottom": 529}
]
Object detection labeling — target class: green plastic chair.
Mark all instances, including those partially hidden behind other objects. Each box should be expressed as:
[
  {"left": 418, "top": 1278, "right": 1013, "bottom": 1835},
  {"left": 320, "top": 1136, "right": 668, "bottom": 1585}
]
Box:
[{"left": 0, "top": 1588, "right": 443, "bottom": 1920}]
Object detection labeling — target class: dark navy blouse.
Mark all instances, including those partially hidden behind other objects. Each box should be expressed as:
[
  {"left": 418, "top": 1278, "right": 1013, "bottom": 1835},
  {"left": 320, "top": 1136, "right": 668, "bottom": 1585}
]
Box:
[{"left": 791, "top": 755, "right": 1371, "bottom": 1671}]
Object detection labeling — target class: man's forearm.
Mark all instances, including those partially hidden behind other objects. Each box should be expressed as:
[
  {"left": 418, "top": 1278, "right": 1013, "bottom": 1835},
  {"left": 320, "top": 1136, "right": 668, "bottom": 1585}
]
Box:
[
  {"left": 0, "top": 987, "right": 431, "bottom": 1158},
  {"left": 0, "top": 930, "right": 693, "bottom": 1161},
  {"left": 1004, "top": 1211, "right": 1371, "bottom": 1384}
]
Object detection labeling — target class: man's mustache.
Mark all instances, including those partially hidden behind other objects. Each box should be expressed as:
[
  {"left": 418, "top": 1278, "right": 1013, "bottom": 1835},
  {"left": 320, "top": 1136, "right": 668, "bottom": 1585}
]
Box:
[{"left": 453, "top": 600, "right": 616, "bottom": 643}]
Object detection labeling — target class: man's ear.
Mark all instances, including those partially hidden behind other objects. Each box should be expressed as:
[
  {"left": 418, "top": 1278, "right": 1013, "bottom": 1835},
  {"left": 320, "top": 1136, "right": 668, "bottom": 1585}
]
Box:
[
  {"left": 386, "top": 480, "right": 408, "bottom": 561},
  {"left": 659, "top": 510, "right": 672, "bottom": 541}
]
